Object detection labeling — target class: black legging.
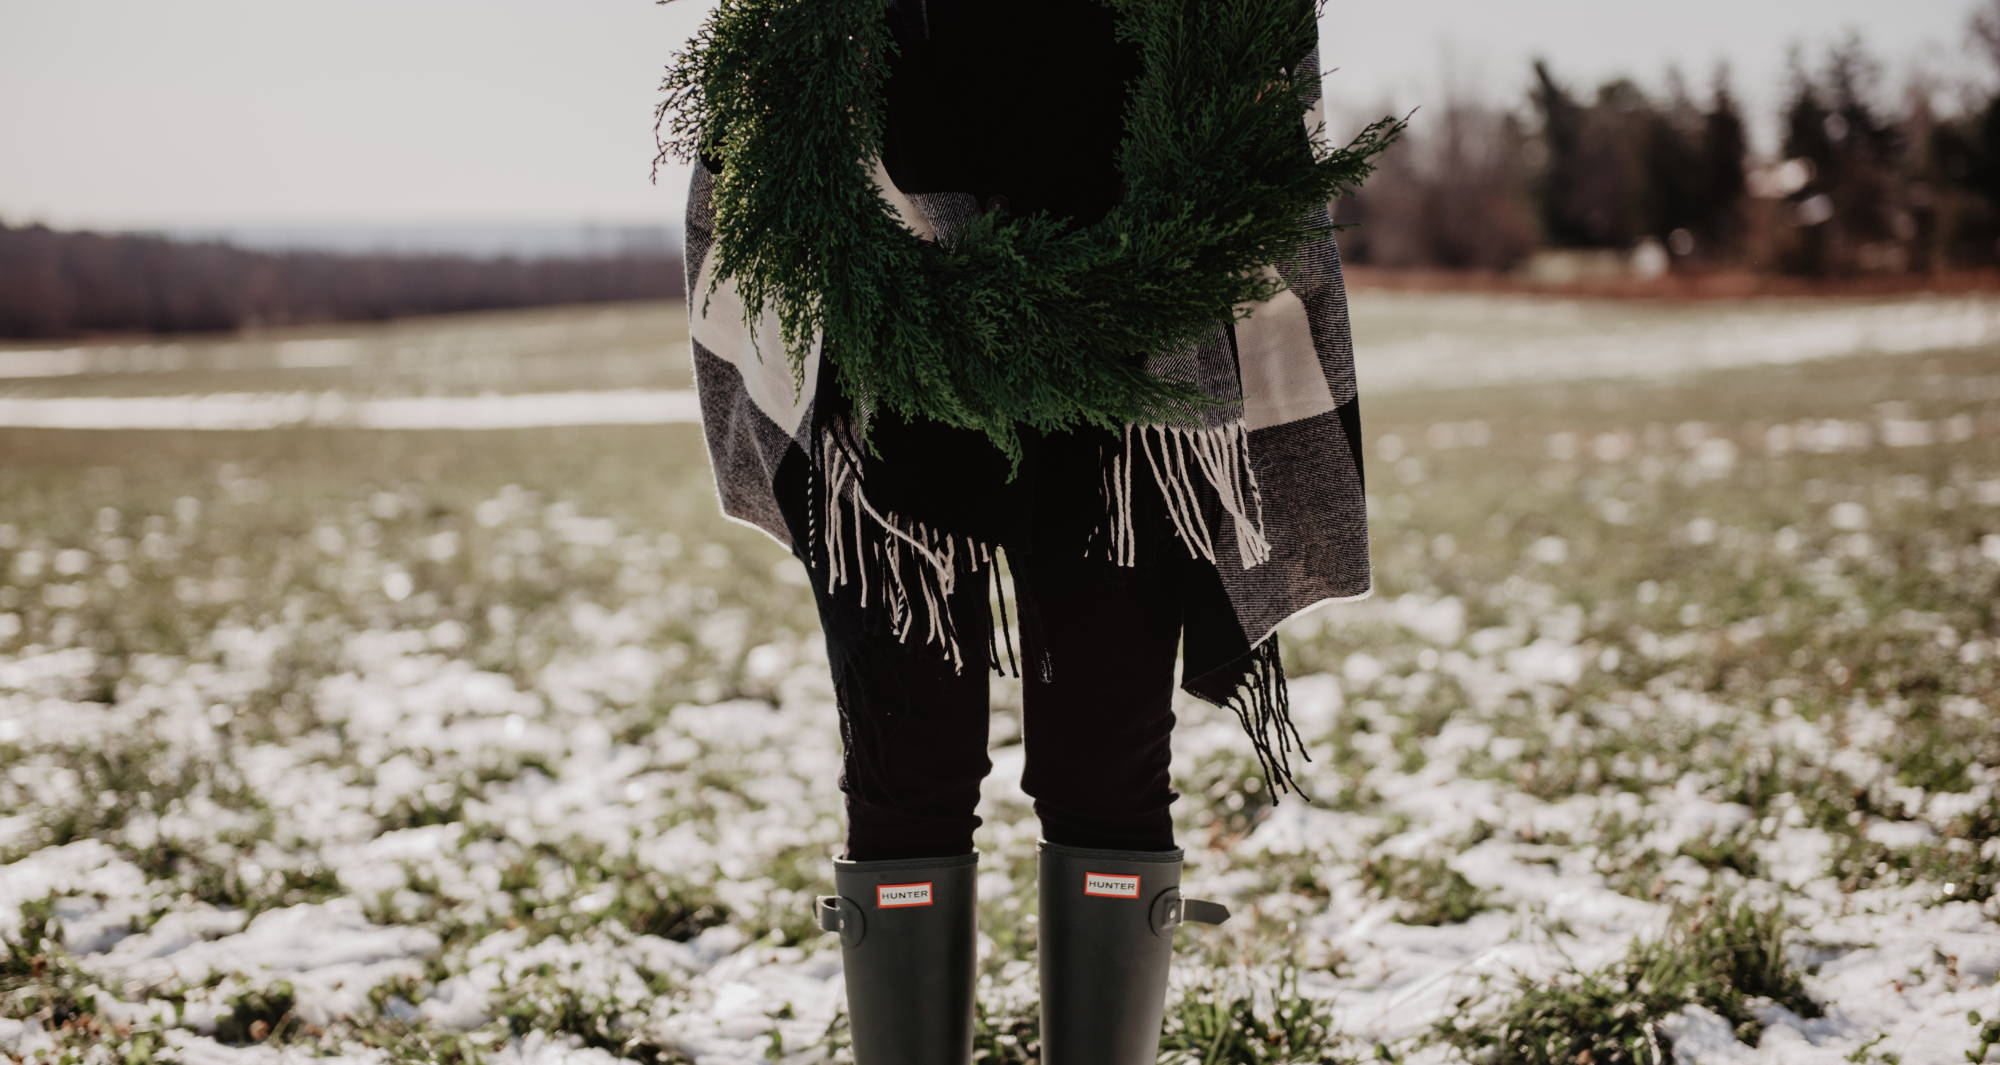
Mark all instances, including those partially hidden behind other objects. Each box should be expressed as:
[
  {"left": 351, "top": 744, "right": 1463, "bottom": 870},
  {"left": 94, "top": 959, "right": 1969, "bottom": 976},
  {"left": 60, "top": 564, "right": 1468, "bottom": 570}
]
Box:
[{"left": 776, "top": 460, "right": 1185, "bottom": 861}]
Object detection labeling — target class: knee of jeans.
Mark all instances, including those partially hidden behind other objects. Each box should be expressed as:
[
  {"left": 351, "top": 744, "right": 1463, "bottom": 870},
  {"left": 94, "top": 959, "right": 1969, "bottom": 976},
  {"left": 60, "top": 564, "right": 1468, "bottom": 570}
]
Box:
[
  {"left": 1022, "top": 730, "right": 1171, "bottom": 799},
  {"left": 842, "top": 734, "right": 993, "bottom": 810},
  {"left": 843, "top": 765, "right": 989, "bottom": 810},
  {"left": 843, "top": 779, "right": 986, "bottom": 857},
  {"left": 1024, "top": 767, "right": 1178, "bottom": 822},
  {"left": 1032, "top": 792, "right": 1178, "bottom": 849},
  {"left": 844, "top": 794, "right": 984, "bottom": 860}
]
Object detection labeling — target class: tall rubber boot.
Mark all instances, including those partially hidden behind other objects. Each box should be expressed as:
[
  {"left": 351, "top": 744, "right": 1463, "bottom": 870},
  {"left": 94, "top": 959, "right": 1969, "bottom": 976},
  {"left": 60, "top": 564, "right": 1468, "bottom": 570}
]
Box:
[
  {"left": 813, "top": 849, "right": 979, "bottom": 1065},
  {"left": 1035, "top": 838, "right": 1231, "bottom": 1065}
]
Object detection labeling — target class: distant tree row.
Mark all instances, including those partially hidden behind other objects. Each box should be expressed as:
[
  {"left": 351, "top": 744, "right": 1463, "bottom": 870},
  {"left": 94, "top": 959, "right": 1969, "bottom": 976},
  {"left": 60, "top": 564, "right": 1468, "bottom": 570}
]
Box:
[
  {"left": 1338, "top": 2, "right": 2000, "bottom": 277},
  {"left": 0, "top": 222, "right": 685, "bottom": 339}
]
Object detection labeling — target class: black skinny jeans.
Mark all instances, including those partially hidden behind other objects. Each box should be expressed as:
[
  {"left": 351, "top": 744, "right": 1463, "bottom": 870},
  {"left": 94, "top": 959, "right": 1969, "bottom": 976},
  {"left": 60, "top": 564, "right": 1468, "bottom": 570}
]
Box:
[{"left": 776, "top": 472, "right": 1185, "bottom": 862}]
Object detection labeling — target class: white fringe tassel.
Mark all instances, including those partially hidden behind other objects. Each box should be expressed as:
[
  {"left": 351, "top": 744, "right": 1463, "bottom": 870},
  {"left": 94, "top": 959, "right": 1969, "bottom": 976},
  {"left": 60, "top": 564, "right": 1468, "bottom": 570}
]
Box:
[
  {"left": 815, "top": 416, "right": 1273, "bottom": 674},
  {"left": 818, "top": 428, "right": 989, "bottom": 673},
  {"left": 1098, "top": 420, "right": 1273, "bottom": 568}
]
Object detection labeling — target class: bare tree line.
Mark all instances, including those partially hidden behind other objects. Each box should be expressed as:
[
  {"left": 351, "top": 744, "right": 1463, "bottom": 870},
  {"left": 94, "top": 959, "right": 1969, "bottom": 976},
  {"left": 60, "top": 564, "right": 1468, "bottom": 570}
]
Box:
[
  {"left": 0, "top": 223, "right": 685, "bottom": 340},
  {"left": 1336, "top": 5, "right": 2000, "bottom": 278}
]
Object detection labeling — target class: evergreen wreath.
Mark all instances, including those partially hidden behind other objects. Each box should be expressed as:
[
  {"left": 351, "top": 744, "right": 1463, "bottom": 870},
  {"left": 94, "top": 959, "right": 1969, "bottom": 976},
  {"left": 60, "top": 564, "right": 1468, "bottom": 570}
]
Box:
[{"left": 654, "top": 0, "right": 1405, "bottom": 480}]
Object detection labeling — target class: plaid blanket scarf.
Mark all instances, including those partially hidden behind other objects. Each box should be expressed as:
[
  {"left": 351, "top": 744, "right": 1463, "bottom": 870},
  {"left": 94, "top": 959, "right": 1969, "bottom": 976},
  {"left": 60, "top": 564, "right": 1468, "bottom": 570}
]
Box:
[{"left": 680, "top": 15, "right": 1371, "bottom": 802}]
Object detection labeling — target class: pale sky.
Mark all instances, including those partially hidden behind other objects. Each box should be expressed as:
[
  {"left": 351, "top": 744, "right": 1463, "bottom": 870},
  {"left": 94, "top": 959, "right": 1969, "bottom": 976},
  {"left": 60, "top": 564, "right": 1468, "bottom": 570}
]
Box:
[{"left": 0, "top": 0, "right": 1986, "bottom": 232}]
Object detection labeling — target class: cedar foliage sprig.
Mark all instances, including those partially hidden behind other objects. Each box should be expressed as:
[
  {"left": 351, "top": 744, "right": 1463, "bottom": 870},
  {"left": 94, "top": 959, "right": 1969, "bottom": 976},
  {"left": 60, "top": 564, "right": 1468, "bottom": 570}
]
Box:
[{"left": 655, "top": 0, "right": 1406, "bottom": 480}]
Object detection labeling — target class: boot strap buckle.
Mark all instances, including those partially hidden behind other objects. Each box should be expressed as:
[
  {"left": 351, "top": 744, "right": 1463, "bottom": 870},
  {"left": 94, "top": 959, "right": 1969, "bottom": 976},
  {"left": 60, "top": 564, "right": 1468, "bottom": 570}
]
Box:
[
  {"left": 1176, "top": 896, "right": 1231, "bottom": 926},
  {"left": 815, "top": 894, "right": 867, "bottom": 946},
  {"left": 1153, "top": 891, "right": 1231, "bottom": 933}
]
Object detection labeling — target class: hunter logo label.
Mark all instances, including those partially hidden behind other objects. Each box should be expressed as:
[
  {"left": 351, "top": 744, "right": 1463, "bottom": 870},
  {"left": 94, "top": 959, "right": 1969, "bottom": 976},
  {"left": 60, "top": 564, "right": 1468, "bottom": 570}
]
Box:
[
  {"left": 1084, "top": 872, "right": 1141, "bottom": 899},
  {"left": 875, "top": 881, "right": 934, "bottom": 908}
]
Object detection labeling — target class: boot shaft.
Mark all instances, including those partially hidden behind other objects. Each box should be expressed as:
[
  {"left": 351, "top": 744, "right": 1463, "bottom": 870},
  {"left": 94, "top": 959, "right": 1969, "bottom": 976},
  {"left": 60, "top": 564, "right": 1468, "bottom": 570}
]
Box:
[
  {"left": 816, "top": 850, "right": 981, "bottom": 1065},
  {"left": 1035, "top": 839, "right": 1230, "bottom": 1065}
]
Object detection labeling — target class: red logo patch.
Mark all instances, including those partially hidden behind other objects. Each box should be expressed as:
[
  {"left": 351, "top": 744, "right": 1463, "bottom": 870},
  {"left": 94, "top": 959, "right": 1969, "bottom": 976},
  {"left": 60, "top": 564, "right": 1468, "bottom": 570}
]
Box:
[
  {"left": 1084, "top": 872, "right": 1141, "bottom": 898},
  {"left": 876, "top": 881, "right": 935, "bottom": 907}
]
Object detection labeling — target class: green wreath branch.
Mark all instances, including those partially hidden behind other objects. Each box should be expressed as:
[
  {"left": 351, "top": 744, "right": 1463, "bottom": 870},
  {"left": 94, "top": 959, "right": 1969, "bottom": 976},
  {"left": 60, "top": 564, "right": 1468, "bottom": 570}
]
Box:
[{"left": 654, "top": 0, "right": 1407, "bottom": 480}]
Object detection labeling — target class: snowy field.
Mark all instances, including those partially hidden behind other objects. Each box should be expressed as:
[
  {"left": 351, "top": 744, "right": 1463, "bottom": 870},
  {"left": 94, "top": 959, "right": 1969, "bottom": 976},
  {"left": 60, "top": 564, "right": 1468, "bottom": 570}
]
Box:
[{"left": 1, "top": 292, "right": 1997, "bottom": 1064}]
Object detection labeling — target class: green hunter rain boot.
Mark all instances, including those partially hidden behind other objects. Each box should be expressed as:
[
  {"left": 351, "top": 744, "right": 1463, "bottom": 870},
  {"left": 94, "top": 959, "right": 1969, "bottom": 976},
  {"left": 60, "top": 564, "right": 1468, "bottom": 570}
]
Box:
[
  {"left": 1035, "top": 838, "right": 1231, "bottom": 1065},
  {"left": 813, "top": 849, "right": 980, "bottom": 1065}
]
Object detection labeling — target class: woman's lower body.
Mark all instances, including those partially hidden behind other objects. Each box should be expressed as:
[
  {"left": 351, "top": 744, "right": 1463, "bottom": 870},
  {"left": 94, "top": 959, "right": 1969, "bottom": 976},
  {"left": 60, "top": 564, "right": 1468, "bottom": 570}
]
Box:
[{"left": 774, "top": 455, "right": 1186, "bottom": 861}]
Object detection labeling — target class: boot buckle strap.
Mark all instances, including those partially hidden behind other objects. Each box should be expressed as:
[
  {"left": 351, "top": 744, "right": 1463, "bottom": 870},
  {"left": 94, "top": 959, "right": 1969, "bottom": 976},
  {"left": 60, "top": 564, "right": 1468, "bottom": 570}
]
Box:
[
  {"left": 815, "top": 894, "right": 866, "bottom": 946},
  {"left": 1152, "top": 890, "right": 1231, "bottom": 934},
  {"left": 1179, "top": 896, "right": 1230, "bottom": 925}
]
